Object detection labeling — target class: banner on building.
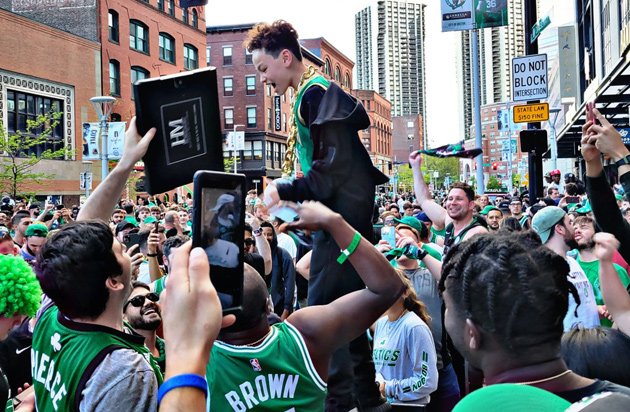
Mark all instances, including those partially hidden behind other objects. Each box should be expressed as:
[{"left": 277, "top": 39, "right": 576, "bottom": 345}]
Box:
[
  {"left": 441, "top": 0, "right": 507, "bottom": 32},
  {"left": 82, "top": 122, "right": 126, "bottom": 160},
  {"left": 274, "top": 96, "right": 282, "bottom": 131}
]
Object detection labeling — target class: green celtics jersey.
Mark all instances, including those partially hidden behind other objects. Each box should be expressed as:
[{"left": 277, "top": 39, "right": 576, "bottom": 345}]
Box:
[
  {"left": 207, "top": 321, "right": 327, "bottom": 411},
  {"left": 32, "top": 306, "right": 163, "bottom": 411},
  {"left": 293, "top": 75, "right": 330, "bottom": 176}
]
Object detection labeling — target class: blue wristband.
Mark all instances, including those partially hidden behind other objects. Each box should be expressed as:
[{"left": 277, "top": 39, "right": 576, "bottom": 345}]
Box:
[{"left": 157, "top": 373, "right": 208, "bottom": 404}]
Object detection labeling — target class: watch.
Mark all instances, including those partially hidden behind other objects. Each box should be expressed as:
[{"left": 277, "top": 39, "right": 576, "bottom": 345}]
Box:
[
  {"left": 253, "top": 228, "right": 263, "bottom": 237},
  {"left": 615, "top": 154, "right": 630, "bottom": 168}
]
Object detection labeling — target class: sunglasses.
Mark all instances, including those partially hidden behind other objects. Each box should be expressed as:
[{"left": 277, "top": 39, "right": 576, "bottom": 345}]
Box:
[
  {"left": 244, "top": 237, "right": 255, "bottom": 246},
  {"left": 124, "top": 292, "right": 159, "bottom": 311}
]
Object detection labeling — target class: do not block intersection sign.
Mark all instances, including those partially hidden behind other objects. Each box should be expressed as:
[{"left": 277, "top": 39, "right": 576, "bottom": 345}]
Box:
[{"left": 512, "top": 54, "right": 548, "bottom": 102}]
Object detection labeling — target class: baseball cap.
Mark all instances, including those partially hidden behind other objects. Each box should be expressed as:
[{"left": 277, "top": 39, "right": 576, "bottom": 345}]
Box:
[
  {"left": 212, "top": 194, "right": 235, "bottom": 212},
  {"left": 25, "top": 223, "right": 48, "bottom": 238},
  {"left": 124, "top": 215, "right": 139, "bottom": 227},
  {"left": 531, "top": 206, "right": 566, "bottom": 243},
  {"left": 394, "top": 216, "right": 423, "bottom": 239},
  {"left": 479, "top": 205, "right": 500, "bottom": 216},
  {"left": 453, "top": 384, "right": 570, "bottom": 412},
  {"left": 143, "top": 216, "right": 158, "bottom": 224},
  {"left": 414, "top": 212, "right": 432, "bottom": 223},
  {"left": 28, "top": 204, "right": 40, "bottom": 210},
  {"left": 115, "top": 221, "right": 136, "bottom": 235},
  {"left": 565, "top": 172, "right": 576, "bottom": 179},
  {"left": 550, "top": 169, "right": 561, "bottom": 176},
  {"left": 576, "top": 199, "right": 592, "bottom": 214}
]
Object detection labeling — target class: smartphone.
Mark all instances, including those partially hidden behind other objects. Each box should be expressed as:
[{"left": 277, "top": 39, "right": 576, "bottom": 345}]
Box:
[
  {"left": 381, "top": 226, "right": 396, "bottom": 247},
  {"left": 192, "top": 171, "right": 245, "bottom": 315},
  {"left": 586, "top": 101, "right": 596, "bottom": 123},
  {"left": 124, "top": 231, "right": 144, "bottom": 251},
  {"left": 56, "top": 204, "right": 65, "bottom": 211},
  {"left": 565, "top": 196, "right": 580, "bottom": 204},
  {"left": 272, "top": 206, "right": 299, "bottom": 223}
]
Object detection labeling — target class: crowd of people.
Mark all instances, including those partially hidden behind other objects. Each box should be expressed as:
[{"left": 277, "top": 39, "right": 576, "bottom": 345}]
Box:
[{"left": 2, "top": 19, "right": 630, "bottom": 412}]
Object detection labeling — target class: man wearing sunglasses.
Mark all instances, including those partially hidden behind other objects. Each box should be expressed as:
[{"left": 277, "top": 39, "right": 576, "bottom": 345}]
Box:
[{"left": 123, "top": 282, "right": 164, "bottom": 374}]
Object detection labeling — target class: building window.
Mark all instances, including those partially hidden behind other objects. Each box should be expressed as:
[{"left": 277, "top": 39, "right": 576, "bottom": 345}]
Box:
[
  {"left": 131, "top": 66, "right": 150, "bottom": 94},
  {"left": 223, "top": 46, "right": 232, "bottom": 65},
  {"left": 111, "top": 113, "right": 122, "bottom": 121},
  {"left": 159, "top": 33, "right": 175, "bottom": 63},
  {"left": 246, "top": 76, "right": 256, "bottom": 95},
  {"left": 224, "top": 108, "right": 234, "bottom": 129},
  {"left": 192, "top": 9, "right": 198, "bottom": 28},
  {"left": 206, "top": 46, "right": 211, "bottom": 64},
  {"left": 157, "top": 0, "right": 164, "bottom": 11},
  {"left": 247, "top": 107, "right": 256, "bottom": 128},
  {"left": 245, "top": 50, "right": 253, "bottom": 64},
  {"left": 253, "top": 141, "right": 262, "bottom": 160},
  {"left": 343, "top": 73, "right": 350, "bottom": 88},
  {"left": 108, "top": 10, "right": 119, "bottom": 43},
  {"left": 324, "top": 58, "right": 331, "bottom": 76},
  {"left": 334, "top": 66, "right": 341, "bottom": 82},
  {"left": 167, "top": 0, "right": 174, "bottom": 16},
  {"left": 266, "top": 141, "right": 273, "bottom": 162},
  {"left": 182, "top": 8, "right": 189, "bottom": 24},
  {"left": 109, "top": 60, "right": 120, "bottom": 96},
  {"left": 6, "top": 90, "right": 65, "bottom": 157},
  {"left": 130, "top": 20, "right": 149, "bottom": 53},
  {"left": 243, "top": 141, "right": 253, "bottom": 160},
  {"left": 184, "top": 44, "right": 198, "bottom": 70},
  {"left": 267, "top": 108, "right": 272, "bottom": 129},
  {"left": 282, "top": 113, "right": 287, "bottom": 131},
  {"left": 266, "top": 85, "right": 272, "bottom": 96},
  {"left": 223, "top": 77, "right": 233, "bottom": 96}
]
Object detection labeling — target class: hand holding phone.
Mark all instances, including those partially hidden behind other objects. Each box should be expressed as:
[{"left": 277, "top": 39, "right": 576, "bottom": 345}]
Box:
[{"left": 381, "top": 226, "right": 396, "bottom": 247}]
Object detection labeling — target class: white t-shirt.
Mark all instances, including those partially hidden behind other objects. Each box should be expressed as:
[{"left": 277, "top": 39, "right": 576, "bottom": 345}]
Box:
[
  {"left": 564, "top": 256, "right": 600, "bottom": 331},
  {"left": 277, "top": 232, "right": 297, "bottom": 261}
]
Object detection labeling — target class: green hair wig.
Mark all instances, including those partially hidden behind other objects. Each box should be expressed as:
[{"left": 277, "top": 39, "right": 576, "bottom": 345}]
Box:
[{"left": 0, "top": 255, "right": 41, "bottom": 317}]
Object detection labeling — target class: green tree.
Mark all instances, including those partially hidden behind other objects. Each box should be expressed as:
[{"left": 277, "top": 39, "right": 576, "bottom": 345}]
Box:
[
  {"left": 0, "top": 112, "right": 72, "bottom": 199},
  {"left": 421, "top": 155, "right": 460, "bottom": 189},
  {"left": 486, "top": 175, "right": 502, "bottom": 191},
  {"left": 512, "top": 173, "right": 521, "bottom": 189}
]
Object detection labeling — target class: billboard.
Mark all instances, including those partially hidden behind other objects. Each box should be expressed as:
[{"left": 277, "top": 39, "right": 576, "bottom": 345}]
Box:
[
  {"left": 82, "top": 122, "right": 126, "bottom": 160},
  {"left": 442, "top": 0, "right": 507, "bottom": 32}
]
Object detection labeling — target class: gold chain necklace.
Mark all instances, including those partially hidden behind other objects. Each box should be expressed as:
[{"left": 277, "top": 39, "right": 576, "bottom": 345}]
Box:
[
  {"left": 514, "top": 369, "right": 572, "bottom": 385},
  {"left": 282, "top": 65, "right": 318, "bottom": 177}
]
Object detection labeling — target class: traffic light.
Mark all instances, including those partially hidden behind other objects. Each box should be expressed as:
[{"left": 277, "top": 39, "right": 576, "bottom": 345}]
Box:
[{"left": 492, "top": 162, "right": 498, "bottom": 170}]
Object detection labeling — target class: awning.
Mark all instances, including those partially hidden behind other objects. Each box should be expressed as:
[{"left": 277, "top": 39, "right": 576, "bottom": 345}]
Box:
[{"left": 556, "top": 54, "right": 630, "bottom": 158}]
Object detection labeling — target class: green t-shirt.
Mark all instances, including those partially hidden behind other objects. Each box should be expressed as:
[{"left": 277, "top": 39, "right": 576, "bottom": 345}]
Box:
[
  {"left": 429, "top": 226, "right": 445, "bottom": 245},
  {"left": 293, "top": 75, "right": 330, "bottom": 176},
  {"left": 32, "top": 306, "right": 163, "bottom": 411},
  {"left": 152, "top": 275, "right": 168, "bottom": 297},
  {"left": 576, "top": 255, "right": 630, "bottom": 327},
  {"left": 207, "top": 321, "right": 326, "bottom": 411}
]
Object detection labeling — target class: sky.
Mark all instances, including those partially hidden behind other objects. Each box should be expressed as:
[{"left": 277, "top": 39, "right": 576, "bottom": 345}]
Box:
[{"left": 205, "top": 0, "right": 462, "bottom": 148}]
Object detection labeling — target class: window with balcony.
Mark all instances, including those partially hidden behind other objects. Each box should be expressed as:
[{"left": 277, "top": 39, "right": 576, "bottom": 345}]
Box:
[
  {"left": 108, "top": 10, "right": 119, "bottom": 43},
  {"left": 130, "top": 20, "right": 149, "bottom": 53},
  {"left": 159, "top": 33, "right": 175, "bottom": 63},
  {"left": 183, "top": 44, "right": 198, "bottom": 70}
]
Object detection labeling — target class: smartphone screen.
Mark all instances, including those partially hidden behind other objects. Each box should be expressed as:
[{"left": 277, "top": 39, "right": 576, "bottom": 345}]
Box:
[
  {"left": 193, "top": 171, "right": 245, "bottom": 315},
  {"left": 381, "top": 226, "right": 396, "bottom": 247}
]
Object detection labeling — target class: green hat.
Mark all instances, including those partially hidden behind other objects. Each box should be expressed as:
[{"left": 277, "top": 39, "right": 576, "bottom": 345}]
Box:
[
  {"left": 25, "top": 223, "right": 49, "bottom": 238},
  {"left": 143, "top": 216, "right": 158, "bottom": 224},
  {"left": 453, "top": 384, "right": 570, "bottom": 412},
  {"left": 479, "top": 205, "right": 500, "bottom": 216},
  {"left": 531, "top": 206, "right": 566, "bottom": 244},
  {"left": 615, "top": 194, "right": 623, "bottom": 201},
  {"left": 576, "top": 199, "right": 592, "bottom": 214},
  {"left": 394, "top": 216, "right": 423, "bottom": 238},
  {"left": 124, "top": 216, "right": 139, "bottom": 227}
]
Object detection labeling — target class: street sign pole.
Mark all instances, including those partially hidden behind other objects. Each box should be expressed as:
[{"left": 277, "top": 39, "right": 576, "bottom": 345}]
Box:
[{"left": 472, "top": 29, "right": 484, "bottom": 195}]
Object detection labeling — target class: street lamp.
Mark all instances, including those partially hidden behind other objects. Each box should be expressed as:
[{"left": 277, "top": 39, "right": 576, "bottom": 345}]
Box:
[
  {"left": 231, "top": 124, "right": 245, "bottom": 173},
  {"left": 89, "top": 96, "right": 116, "bottom": 182},
  {"left": 549, "top": 108, "right": 561, "bottom": 170}
]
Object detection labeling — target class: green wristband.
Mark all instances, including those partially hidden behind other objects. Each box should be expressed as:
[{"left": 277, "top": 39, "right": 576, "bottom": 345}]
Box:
[{"left": 337, "top": 232, "right": 362, "bottom": 264}]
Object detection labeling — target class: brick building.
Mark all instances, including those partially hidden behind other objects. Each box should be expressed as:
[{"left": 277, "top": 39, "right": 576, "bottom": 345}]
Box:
[
  {"left": 300, "top": 37, "right": 353, "bottom": 92},
  {"left": 0, "top": 0, "right": 206, "bottom": 200},
  {"left": 392, "top": 115, "right": 424, "bottom": 164},
  {"left": 351, "top": 90, "right": 392, "bottom": 176},
  {"left": 0, "top": 6, "right": 100, "bottom": 202}
]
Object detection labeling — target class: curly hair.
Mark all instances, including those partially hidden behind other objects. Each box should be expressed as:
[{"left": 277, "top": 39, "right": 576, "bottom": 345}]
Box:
[
  {"left": 439, "top": 231, "right": 579, "bottom": 355},
  {"left": 0, "top": 254, "right": 42, "bottom": 317},
  {"left": 244, "top": 20, "right": 303, "bottom": 61}
]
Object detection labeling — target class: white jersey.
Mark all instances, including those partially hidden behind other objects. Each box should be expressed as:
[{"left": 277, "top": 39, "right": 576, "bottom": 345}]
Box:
[{"left": 564, "top": 256, "right": 600, "bottom": 331}]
